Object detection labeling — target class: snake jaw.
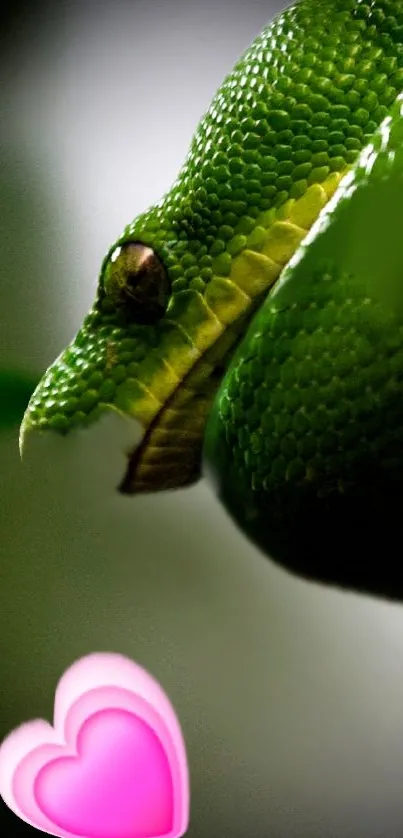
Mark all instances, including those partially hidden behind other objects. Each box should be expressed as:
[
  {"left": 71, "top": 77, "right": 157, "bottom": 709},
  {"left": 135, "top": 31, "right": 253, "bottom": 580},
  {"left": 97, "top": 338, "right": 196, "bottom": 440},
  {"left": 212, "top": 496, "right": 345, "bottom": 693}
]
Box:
[
  {"left": 19, "top": 301, "right": 251, "bottom": 494},
  {"left": 119, "top": 359, "right": 227, "bottom": 494}
]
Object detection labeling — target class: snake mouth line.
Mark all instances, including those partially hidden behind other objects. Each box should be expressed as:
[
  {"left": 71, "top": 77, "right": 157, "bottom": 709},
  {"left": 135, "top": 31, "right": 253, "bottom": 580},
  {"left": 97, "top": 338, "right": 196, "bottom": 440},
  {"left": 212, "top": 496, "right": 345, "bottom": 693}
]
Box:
[{"left": 119, "top": 309, "right": 257, "bottom": 494}]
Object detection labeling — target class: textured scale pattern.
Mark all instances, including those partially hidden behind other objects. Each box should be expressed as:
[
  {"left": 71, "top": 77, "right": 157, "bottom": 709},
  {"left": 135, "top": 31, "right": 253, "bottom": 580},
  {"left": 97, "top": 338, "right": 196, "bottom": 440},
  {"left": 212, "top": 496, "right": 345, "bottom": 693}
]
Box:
[
  {"left": 203, "top": 91, "right": 403, "bottom": 598},
  {"left": 219, "top": 270, "right": 403, "bottom": 494},
  {"left": 204, "top": 256, "right": 403, "bottom": 596},
  {"left": 121, "top": 0, "right": 403, "bottom": 291},
  {"left": 25, "top": 0, "right": 403, "bottom": 438}
]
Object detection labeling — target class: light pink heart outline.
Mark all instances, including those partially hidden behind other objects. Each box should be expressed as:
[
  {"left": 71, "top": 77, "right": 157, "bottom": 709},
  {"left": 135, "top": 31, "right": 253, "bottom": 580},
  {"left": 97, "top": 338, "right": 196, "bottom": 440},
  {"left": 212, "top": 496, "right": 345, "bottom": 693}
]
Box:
[{"left": 0, "top": 652, "right": 189, "bottom": 838}]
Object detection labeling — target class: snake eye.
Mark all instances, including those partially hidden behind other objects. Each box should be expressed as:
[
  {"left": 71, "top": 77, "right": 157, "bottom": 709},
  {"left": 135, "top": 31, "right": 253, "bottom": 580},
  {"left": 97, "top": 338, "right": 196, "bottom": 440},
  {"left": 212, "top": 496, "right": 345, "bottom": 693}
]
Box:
[{"left": 103, "top": 241, "right": 171, "bottom": 324}]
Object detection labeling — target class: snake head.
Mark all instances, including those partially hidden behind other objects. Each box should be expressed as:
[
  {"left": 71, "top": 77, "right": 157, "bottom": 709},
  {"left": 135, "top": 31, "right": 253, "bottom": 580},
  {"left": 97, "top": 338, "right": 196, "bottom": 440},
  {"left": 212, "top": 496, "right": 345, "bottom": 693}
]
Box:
[{"left": 19, "top": 215, "right": 255, "bottom": 494}]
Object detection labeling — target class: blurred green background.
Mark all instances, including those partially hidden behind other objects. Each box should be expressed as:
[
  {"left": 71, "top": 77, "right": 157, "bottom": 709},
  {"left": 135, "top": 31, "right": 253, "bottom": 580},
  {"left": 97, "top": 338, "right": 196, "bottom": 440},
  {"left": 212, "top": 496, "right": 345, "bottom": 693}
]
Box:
[{"left": 3, "top": 2, "right": 403, "bottom": 837}]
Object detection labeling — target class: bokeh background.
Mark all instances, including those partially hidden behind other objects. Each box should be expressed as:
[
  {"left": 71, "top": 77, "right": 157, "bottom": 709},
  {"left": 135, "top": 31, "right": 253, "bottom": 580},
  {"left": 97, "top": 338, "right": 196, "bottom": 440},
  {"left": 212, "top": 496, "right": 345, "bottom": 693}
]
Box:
[{"left": 3, "top": 2, "right": 403, "bottom": 836}]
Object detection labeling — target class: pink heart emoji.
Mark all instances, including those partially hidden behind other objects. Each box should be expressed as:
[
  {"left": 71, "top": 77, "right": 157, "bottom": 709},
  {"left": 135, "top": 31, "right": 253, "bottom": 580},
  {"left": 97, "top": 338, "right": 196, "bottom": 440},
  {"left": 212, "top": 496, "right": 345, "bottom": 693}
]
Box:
[
  {"left": 36, "top": 707, "right": 173, "bottom": 838},
  {"left": 0, "top": 653, "right": 190, "bottom": 838}
]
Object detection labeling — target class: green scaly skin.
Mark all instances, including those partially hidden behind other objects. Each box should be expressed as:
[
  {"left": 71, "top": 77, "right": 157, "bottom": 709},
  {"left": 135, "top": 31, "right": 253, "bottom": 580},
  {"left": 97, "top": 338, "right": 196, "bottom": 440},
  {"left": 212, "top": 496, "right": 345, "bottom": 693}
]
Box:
[
  {"left": 205, "top": 95, "right": 403, "bottom": 600},
  {"left": 21, "top": 0, "right": 403, "bottom": 599}
]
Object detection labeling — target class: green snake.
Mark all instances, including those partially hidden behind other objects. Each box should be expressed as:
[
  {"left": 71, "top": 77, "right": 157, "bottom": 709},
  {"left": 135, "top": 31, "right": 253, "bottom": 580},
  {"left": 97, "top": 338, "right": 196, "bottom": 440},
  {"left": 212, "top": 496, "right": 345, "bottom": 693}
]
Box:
[{"left": 21, "top": 0, "right": 403, "bottom": 601}]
